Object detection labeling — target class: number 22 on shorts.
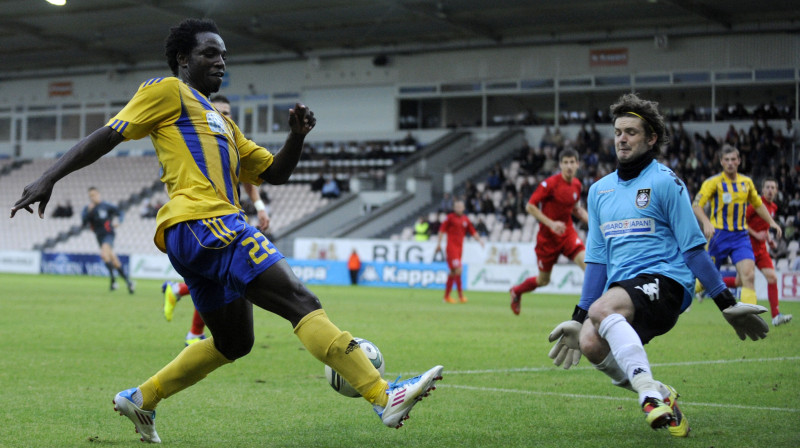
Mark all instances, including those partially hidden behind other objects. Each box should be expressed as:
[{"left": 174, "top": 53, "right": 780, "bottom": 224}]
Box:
[{"left": 241, "top": 232, "right": 276, "bottom": 264}]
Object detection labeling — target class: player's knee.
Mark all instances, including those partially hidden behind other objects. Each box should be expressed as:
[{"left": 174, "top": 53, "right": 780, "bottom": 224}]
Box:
[
  {"left": 579, "top": 329, "right": 603, "bottom": 363},
  {"left": 586, "top": 302, "right": 612, "bottom": 327},
  {"left": 537, "top": 277, "right": 550, "bottom": 287},
  {"left": 765, "top": 272, "right": 777, "bottom": 283},
  {"left": 216, "top": 334, "right": 254, "bottom": 360}
]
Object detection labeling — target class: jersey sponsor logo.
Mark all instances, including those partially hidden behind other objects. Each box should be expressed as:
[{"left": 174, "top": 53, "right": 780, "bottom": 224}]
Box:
[
  {"left": 635, "top": 189, "right": 651, "bottom": 209},
  {"left": 722, "top": 192, "right": 732, "bottom": 204},
  {"left": 206, "top": 111, "right": 231, "bottom": 137},
  {"left": 597, "top": 188, "right": 615, "bottom": 195},
  {"left": 600, "top": 218, "right": 655, "bottom": 238},
  {"left": 573, "top": 192, "right": 578, "bottom": 200}
]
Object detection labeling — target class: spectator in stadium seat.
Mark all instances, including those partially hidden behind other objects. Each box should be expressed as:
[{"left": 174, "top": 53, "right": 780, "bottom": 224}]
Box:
[
  {"left": 311, "top": 173, "right": 325, "bottom": 191},
  {"left": 502, "top": 209, "right": 521, "bottom": 231},
  {"left": 11, "top": 18, "right": 441, "bottom": 443},
  {"left": 439, "top": 192, "right": 454, "bottom": 214},
  {"left": 321, "top": 176, "right": 341, "bottom": 198},
  {"left": 51, "top": 200, "right": 73, "bottom": 218},
  {"left": 414, "top": 216, "right": 430, "bottom": 241},
  {"left": 474, "top": 217, "right": 489, "bottom": 237}
]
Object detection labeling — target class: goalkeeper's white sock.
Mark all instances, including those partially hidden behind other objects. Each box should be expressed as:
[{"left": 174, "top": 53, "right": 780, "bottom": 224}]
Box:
[
  {"left": 598, "top": 313, "right": 660, "bottom": 405},
  {"left": 592, "top": 352, "right": 634, "bottom": 392}
]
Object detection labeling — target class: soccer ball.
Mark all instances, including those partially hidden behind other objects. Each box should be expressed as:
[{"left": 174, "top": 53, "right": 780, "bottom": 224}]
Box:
[{"left": 325, "top": 337, "right": 385, "bottom": 398}]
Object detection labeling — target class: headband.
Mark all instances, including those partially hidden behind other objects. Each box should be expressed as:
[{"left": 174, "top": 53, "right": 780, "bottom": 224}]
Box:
[{"left": 625, "top": 111, "right": 655, "bottom": 133}]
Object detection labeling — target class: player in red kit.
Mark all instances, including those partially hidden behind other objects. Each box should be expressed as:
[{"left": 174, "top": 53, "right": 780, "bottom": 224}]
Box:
[
  {"left": 720, "top": 178, "right": 792, "bottom": 326},
  {"left": 510, "top": 148, "right": 588, "bottom": 315},
  {"left": 436, "top": 199, "right": 485, "bottom": 303}
]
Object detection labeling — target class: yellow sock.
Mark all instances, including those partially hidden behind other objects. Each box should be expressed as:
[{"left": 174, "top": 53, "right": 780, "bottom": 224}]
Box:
[
  {"left": 139, "top": 337, "right": 232, "bottom": 410},
  {"left": 694, "top": 278, "right": 704, "bottom": 294},
  {"left": 740, "top": 287, "right": 757, "bottom": 305},
  {"left": 294, "top": 309, "right": 388, "bottom": 407}
]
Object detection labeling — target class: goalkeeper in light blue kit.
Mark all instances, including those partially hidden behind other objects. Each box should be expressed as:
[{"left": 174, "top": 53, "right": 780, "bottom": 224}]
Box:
[{"left": 546, "top": 93, "right": 770, "bottom": 438}]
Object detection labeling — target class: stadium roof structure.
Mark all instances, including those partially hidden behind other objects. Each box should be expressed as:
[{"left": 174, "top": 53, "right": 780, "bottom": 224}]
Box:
[{"left": 1, "top": 0, "right": 799, "bottom": 79}]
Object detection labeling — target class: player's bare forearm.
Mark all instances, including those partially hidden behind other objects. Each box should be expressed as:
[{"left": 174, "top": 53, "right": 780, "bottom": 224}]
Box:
[
  {"left": 45, "top": 127, "right": 123, "bottom": 184},
  {"left": 526, "top": 203, "right": 553, "bottom": 228},
  {"left": 753, "top": 203, "right": 782, "bottom": 239},
  {"left": 243, "top": 183, "right": 260, "bottom": 203},
  {"left": 260, "top": 103, "right": 315, "bottom": 185},
  {"left": 11, "top": 127, "right": 123, "bottom": 218},
  {"left": 260, "top": 132, "right": 305, "bottom": 185},
  {"left": 573, "top": 205, "right": 589, "bottom": 224}
]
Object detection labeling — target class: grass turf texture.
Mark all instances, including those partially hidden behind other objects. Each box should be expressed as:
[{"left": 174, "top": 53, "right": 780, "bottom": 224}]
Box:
[{"left": 1, "top": 273, "right": 798, "bottom": 447}]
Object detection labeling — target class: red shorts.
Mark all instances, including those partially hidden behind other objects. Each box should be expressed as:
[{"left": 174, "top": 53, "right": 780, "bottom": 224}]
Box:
[
  {"left": 749, "top": 237, "right": 774, "bottom": 270},
  {"left": 535, "top": 227, "right": 585, "bottom": 272},
  {"left": 446, "top": 248, "right": 463, "bottom": 270}
]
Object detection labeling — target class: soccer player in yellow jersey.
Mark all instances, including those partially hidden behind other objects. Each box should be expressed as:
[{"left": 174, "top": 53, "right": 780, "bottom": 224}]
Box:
[
  {"left": 692, "top": 145, "right": 782, "bottom": 305},
  {"left": 11, "top": 18, "right": 442, "bottom": 443}
]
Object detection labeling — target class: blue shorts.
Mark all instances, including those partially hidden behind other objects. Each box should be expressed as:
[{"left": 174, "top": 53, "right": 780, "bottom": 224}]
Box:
[
  {"left": 95, "top": 233, "right": 115, "bottom": 247},
  {"left": 708, "top": 229, "right": 754, "bottom": 269},
  {"left": 165, "top": 212, "right": 284, "bottom": 313}
]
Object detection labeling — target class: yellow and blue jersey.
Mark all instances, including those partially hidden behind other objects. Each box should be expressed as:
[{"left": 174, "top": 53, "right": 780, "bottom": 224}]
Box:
[
  {"left": 694, "top": 172, "right": 761, "bottom": 232},
  {"left": 106, "top": 77, "right": 273, "bottom": 252}
]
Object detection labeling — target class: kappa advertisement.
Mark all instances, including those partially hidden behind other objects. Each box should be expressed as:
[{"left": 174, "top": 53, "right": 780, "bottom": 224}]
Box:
[{"left": 288, "top": 258, "right": 454, "bottom": 289}]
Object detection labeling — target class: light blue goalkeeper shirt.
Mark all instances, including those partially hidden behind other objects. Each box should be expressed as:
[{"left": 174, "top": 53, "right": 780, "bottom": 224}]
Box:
[{"left": 585, "top": 159, "right": 707, "bottom": 311}]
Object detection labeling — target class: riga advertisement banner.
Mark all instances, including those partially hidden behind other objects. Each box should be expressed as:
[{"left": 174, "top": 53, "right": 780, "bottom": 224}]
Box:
[{"left": 294, "top": 238, "right": 536, "bottom": 266}]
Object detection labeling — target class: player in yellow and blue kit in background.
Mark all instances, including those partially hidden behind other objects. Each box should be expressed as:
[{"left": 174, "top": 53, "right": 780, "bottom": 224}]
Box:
[
  {"left": 11, "top": 18, "right": 442, "bottom": 443},
  {"left": 692, "top": 145, "right": 782, "bottom": 304}
]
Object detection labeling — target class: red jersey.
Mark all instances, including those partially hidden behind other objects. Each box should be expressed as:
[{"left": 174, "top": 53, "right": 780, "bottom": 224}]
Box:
[
  {"left": 528, "top": 172, "right": 582, "bottom": 238},
  {"left": 440, "top": 212, "right": 476, "bottom": 252},
  {"left": 745, "top": 197, "right": 777, "bottom": 232}
]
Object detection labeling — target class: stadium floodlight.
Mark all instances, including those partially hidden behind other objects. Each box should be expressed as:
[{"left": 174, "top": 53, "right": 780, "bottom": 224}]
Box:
[{"left": 46, "top": 0, "right": 67, "bottom": 5}]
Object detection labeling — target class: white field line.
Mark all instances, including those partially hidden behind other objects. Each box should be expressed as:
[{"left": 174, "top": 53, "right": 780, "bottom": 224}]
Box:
[
  {"left": 440, "top": 384, "right": 800, "bottom": 413},
  {"left": 410, "top": 356, "right": 800, "bottom": 376},
  {"left": 393, "top": 357, "right": 800, "bottom": 413}
]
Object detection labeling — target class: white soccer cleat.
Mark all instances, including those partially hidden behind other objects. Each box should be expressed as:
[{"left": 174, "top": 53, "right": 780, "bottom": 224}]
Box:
[
  {"left": 374, "top": 365, "right": 443, "bottom": 428},
  {"left": 772, "top": 313, "right": 792, "bottom": 327},
  {"left": 113, "top": 388, "right": 161, "bottom": 443}
]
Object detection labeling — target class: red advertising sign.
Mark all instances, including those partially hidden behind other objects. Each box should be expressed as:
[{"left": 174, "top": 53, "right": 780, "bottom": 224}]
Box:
[
  {"left": 590, "top": 48, "right": 628, "bottom": 66},
  {"left": 781, "top": 272, "right": 800, "bottom": 301},
  {"left": 48, "top": 81, "right": 73, "bottom": 97}
]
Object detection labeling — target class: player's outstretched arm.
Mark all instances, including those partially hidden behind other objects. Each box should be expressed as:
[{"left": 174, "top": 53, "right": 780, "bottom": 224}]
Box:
[
  {"left": 548, "top": 262, "right": 606, "bottom": 369},
  {"left": 11, "top": 127, "right": 124, "bottom": 218},
  {"left": 243, "top": 183, "right": 270, "bottom": 232},
  {"left": 683, "top": 245, "right": 769, "bottom": 340},
  {"left": 261, "top": 103, "right": 315, "bottom": 185},
  {"left": 752, "top": 203, "right": 782, "bottom": 240},
  {"left": 691, "top": 203, "right": 715, "bottom": 240}
]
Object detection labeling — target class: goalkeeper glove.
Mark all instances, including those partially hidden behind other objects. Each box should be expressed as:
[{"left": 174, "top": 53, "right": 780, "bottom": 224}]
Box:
[
  {"left": 722, "top": 302, "right": 769, "bottom": 341},
  {"left": 547, "top": 320, "right": 583, "bottom": 369}
]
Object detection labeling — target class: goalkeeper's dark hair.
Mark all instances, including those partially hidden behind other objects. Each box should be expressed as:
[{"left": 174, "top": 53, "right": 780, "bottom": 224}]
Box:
[
  {"left": 610, "top": 93, "right": 670, "bottom": 152},
  {"left": 164, "top": 18, "right": 220, "bottom": 76}
]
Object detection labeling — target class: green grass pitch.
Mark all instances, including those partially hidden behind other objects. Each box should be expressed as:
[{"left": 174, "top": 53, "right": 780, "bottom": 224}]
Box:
[{"left": 1, "top": 273, "right": 798, "bottom": 447}]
